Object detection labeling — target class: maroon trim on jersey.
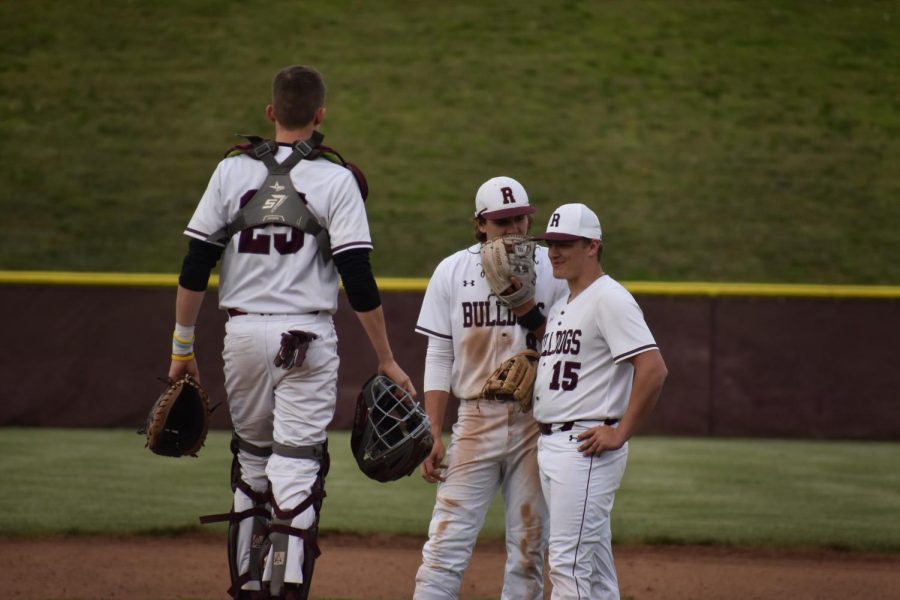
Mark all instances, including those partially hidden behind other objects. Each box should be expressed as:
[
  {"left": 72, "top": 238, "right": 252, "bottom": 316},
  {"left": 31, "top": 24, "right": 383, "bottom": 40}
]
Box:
[
  {"left": 184, "top": 227, "right": 226, "bottom": 247},
  {"left": 478, "top": 204, "right": 536, "bottom": 220},
  {"left": 415, "top": 325, "right": 452, "bottom": 340},
  {"left": 185, "top": 226, "right": 211, "bottom": 238},
  {"left": 613, "top": 344, "right": 659, "bottom": 362},
  {"left": 332, "top": 241, "right": 374, "bottom": 253}
]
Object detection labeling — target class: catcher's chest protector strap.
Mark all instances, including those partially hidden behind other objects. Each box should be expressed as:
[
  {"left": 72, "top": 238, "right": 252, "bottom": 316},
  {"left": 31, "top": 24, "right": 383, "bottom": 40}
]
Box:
[{"left": 206, "top": 132, "right": 333, "bottom": 262}]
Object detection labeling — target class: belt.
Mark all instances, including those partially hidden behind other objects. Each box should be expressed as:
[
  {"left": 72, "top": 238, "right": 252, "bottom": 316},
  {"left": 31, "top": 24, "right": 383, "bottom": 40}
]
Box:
[
  {"left": 479, "top": 393, "right": 518, "bottom": 402},
  {"left": 227, "top": 308, "right": 319, "bottom": 318},
  {"left": 538, "top": 418, "right": 619, "bottom": 435}
]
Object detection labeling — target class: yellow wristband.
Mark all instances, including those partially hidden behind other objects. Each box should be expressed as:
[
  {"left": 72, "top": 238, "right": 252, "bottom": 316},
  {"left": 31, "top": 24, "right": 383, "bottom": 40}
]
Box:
[{"left": 170, "top": 353, "right": 195, "bottom": 362}]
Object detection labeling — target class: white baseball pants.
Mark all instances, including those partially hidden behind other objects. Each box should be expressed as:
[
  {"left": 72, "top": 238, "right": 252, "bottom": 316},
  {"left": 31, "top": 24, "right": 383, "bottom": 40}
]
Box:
[
  {"left": 223, "top": 312, "right": 338, "bottom": 586},
  {"left": 414, "top": 399, "right": 547, "bottom": 600},
  {"left": 538, "top": 422, "right": 628, "bottom": 600}
]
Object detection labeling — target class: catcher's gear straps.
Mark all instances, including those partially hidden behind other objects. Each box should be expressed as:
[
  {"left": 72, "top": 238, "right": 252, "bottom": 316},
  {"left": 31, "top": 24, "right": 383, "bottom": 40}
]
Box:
[
  {"left": 205, "top": 132, "right": 333, "bottom": 262},
  {"left": 199, "top": 434, "right": 273, "bottom": 598},
  {"left": 268, "top": 440, "right": 330, "bottom": 599},
  {"left": 198, "top": 435, "right": 330, "bottom": 599}
]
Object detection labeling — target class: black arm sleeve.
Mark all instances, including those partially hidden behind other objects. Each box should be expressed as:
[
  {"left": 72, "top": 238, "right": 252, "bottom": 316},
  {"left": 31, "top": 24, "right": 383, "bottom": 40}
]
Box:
[
  {"left": 178, "top": 238, "right": 224, "bottom": 291},
  {"left": 516, "top": 304, "right": 547, "bottom": 332},
  {"left": 333, "top": 248, "right": 381, "bottom": 312}
]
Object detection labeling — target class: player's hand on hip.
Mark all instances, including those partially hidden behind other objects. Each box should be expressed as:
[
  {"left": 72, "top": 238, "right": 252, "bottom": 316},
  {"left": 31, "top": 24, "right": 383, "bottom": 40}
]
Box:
[
  {"left": 576, "top": 425, "right": 625, "bottom": 457},
  {"left": 420, "top": 438, "right": 447, "bottom": 484},
  {"left": 379, "top": 360, "right": 418, "bottom": 397},
  {"left": 168, "top": 357, "right": 200, "bottom": 384}
]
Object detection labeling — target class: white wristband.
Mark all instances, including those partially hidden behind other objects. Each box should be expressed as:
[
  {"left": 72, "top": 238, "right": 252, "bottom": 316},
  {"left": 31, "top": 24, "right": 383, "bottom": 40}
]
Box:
[{"left": 172, "top": 323, "right": 196, "bottom": 355}]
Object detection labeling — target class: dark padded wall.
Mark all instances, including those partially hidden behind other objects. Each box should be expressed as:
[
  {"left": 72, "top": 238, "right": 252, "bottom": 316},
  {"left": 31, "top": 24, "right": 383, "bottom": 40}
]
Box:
[{"left": 1, "top": 285, "right": 897, "bottom": 439}]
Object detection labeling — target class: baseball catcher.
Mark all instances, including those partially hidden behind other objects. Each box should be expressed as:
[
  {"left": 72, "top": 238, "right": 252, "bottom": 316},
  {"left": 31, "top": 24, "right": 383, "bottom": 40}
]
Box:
[
  {"left": 480, "top": 234, "right": 537, "bottom": 308},
  {"left": 481, "top": 349, "right": 541, "bottom": 412},
  {"left": 140, "top": 374, "right": 212, "bottom": 457},
  {"left": 351, "top": 374, "right": 434, "bottom": 482}
]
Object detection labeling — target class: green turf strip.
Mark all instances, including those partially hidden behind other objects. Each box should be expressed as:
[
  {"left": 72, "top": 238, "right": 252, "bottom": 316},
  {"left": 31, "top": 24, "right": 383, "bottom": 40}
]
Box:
[{"left": 1, "top": 428, "right": 898, "bottom": 553}]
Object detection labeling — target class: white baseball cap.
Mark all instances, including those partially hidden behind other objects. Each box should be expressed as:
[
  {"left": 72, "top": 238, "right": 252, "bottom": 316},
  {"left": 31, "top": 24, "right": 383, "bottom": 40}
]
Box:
[
  {"left": 535, "top": 203, "right": 602, "bottom": 241},
  {"left": 474, "top": 176, "right": 536, "bottom": 220}
]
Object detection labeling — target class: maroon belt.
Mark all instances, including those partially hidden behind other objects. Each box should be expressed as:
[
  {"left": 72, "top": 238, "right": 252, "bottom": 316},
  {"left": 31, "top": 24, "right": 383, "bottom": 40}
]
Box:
[
  {"left": 227, "top": 308, "right": 319, "bottom": 318},
  {"left": 538, "top": 419, "right": 619, "bottom": 435}
]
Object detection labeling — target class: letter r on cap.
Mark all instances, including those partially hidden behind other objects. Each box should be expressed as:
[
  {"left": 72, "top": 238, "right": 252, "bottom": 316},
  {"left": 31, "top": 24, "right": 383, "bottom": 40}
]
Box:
[
  {"left": 500, "top": 187, "right": 516, "bottom": 204},
  {"left": 550, "top": 213, "right": 560, "bottom": 227}
]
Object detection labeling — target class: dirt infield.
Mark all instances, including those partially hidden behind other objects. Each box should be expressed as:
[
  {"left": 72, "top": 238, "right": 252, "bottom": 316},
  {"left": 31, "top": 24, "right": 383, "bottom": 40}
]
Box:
[{"left": 3, "top": 533, "right": 899, "bottom": 600}]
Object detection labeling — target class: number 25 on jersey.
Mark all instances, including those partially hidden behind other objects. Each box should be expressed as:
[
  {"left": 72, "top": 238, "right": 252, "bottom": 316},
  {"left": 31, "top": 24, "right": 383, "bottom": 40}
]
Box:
[{"left": 238, "top": 226, "right": 304, "bottom": 255}]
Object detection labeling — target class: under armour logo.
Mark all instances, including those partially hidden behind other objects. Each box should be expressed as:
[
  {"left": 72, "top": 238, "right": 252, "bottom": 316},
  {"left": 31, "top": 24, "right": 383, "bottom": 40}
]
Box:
[
  {"left": 500, "top": 186, "right": 516, "bottom": 205},
  {"left": 262, "top": 194, "right": 287, "bottom": 211},
  {"left": 462, "top": 280, "right": 475, "bottom": 286},
  {"left": 569, "top": 434, "right": 578, "bottom": 442},
  {"left": 550, "top": 213, "right": 561, "bottom": 227},
  {"left": 269, "top": 181, "right": 285, "bottom": 192}
]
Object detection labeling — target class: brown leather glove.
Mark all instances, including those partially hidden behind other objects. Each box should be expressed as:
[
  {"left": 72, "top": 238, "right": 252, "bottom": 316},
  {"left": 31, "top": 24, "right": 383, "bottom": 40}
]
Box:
[
  {"left": 480, "top": 349, "right": 540, "bottom": 412},
  {"left": 140, "top": 374, "right": 211, "bottom": 457}
]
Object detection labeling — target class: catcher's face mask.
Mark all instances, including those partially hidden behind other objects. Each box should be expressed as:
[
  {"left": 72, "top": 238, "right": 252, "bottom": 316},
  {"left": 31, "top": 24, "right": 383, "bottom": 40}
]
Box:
[{"left": 351, "top": 375, "right": 433, "bottom": 482}]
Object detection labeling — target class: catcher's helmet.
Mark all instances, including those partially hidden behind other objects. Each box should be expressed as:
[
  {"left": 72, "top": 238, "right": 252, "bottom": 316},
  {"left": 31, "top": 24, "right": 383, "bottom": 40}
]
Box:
[{"left": 351, "top": 374, "right": 434, "bottom": 482}]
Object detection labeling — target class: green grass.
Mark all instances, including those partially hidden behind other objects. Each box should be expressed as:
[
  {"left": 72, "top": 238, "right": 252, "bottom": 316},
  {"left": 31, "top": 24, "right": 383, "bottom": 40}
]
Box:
[
  {"left": 1, "top": 1, "right": 899, "bottom": 284},
  {"left": 2, "top": 428, "right": 899, "bottom": 553}
]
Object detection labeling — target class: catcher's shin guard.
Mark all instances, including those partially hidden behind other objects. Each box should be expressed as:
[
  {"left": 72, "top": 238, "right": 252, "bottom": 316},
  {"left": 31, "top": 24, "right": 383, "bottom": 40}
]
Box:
[
  {"left": 228, "top": 484, "right": 271, "bottom": 598},
  {"left": 267, "top": 442, "right": 330, "bottom": 600},
  {"left": 199, "top": 434, "right": 273, "bottom": 599}
]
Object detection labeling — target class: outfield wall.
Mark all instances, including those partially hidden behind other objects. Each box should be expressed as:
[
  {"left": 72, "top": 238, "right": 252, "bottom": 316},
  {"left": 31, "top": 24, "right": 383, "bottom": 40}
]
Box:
[{"left": 1, "top": 273, "right": 899, "bottom": 440}]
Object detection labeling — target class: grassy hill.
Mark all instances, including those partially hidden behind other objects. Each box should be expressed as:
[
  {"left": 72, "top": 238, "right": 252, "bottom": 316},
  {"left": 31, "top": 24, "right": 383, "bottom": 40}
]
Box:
[{"left": 1, "top": 1, "right": 898, "bottom": 283}]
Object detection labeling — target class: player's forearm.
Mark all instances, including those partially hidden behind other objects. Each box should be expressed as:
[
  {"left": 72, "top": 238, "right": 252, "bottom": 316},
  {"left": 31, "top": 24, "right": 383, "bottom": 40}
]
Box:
[
  {"left": 512, "top": 299, "right": 548, "bottom": 339},
  {"left": 353, "top": 306, "right": 396, "bottom": 366},
  {"left": 175, "top": 285, "right": 206, "bottom": 327},
  {"left": 423, "top": 390, "right": 449, "bottom": 437},
  {"left": 616, "top": 350, "right": 668, "bottom": 441}
]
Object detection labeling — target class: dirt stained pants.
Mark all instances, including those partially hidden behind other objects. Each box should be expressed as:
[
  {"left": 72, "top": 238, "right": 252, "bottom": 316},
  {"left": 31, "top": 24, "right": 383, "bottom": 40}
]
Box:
[{"left": 415, "top": 399, "right": 547, "bottom": 600}]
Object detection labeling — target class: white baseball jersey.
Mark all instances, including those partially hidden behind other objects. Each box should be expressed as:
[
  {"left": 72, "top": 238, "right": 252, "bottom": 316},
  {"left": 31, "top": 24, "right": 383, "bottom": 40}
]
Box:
[
  {"left": 416, "top": 244, "right": 568, "bottom": 399},
  {"left": 533, "top": 275, "right": 657, "bottom": 424},
  {"left": 184, "top": 147, "right": 372, "bottom": 315}
]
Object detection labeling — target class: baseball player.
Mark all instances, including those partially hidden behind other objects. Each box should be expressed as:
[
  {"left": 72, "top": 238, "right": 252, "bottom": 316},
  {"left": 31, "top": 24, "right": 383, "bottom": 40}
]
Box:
[
  {"left": 167, "top": 65, "right": 415, "bottom": 600},
  {"left": 532, "top": 203, "right": 667, "bottom": 600},
  {"left": 413, "top": 176, "right": 569, "bottom": 600}
]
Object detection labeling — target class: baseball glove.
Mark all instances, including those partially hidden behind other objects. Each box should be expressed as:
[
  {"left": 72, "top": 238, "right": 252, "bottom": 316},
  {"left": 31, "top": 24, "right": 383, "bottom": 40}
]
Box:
[
  {"left": 480, "top": 235, "right": 537, "bottom": 308},
  {"left": 481, "top": 349, "right": 540, "bottom": 412},
  {"left": 140, "top": 374, "right": 211, "bottom": 457}
]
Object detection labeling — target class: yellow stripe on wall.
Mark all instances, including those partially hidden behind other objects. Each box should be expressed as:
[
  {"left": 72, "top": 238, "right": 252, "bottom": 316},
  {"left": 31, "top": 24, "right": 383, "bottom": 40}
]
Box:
[{"left": 1, "top": 270, "right": 899, "bottom": 299}]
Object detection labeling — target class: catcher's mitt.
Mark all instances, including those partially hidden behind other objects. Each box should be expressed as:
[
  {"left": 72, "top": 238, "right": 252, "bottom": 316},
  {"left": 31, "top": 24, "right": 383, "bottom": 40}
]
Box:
[
  {"left": 481, "top": 349, "right": 540, "bottom": 412},
  {"left": 480, "top": 235, "right": 537, "bottom": 308},
  {"left": 140, "top": 374, "right": 211, "bottom": 457}
]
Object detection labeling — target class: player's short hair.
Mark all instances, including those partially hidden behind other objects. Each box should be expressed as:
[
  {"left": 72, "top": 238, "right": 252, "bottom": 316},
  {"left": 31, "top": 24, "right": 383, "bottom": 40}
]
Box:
[
  {"left": 580, "top": 238, "right": 603, "bottom": 262},
  {"left": 272, "top": 65, "right": 326, "bottom": 129},
  {"left": 473, "top": 215, "right": 533, "bottom": 243}
]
